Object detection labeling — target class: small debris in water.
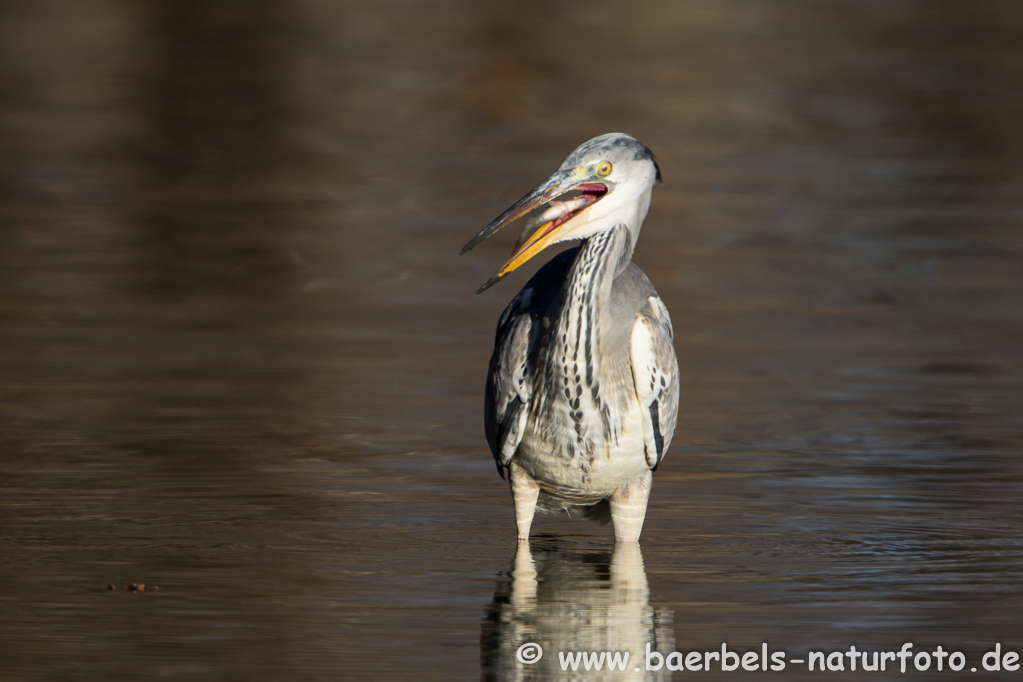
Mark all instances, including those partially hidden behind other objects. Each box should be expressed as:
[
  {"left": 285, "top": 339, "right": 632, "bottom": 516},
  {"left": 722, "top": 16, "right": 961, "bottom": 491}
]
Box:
[{"left": 105, "top": 583, "right": 159, "bottom": 592}]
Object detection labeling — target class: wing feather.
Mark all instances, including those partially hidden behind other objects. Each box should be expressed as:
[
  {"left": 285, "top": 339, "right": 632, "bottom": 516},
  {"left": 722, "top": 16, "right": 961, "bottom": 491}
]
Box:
[
  {"left": 484, "top": 288, "right": 537, "bottom": 475},
  {"left": 630, "top": 295, "right": 679, "bottom": 469}
]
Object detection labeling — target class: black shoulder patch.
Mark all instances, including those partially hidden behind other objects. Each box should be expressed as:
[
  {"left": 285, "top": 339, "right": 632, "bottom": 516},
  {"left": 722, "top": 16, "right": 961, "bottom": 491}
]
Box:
[{"left": 649, "top": 399, "right": 663, "bottom": 466}]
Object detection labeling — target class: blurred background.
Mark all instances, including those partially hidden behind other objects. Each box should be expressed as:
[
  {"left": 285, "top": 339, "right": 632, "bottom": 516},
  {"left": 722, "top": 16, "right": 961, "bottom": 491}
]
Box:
[{"left": 1, "top": 0, "right": 1021, "bottom": 679}]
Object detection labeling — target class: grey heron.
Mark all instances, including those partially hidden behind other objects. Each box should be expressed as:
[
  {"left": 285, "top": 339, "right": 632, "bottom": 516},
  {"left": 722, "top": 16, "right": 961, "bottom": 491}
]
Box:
[{"left": 462, "top": 133, "right": 679, "bottom": 543}]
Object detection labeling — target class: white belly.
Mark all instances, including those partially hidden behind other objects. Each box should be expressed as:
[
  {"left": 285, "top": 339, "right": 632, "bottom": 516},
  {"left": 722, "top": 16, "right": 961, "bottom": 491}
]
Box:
[{"left": 514, "top": 396, "right": 649, "bottom": 505}]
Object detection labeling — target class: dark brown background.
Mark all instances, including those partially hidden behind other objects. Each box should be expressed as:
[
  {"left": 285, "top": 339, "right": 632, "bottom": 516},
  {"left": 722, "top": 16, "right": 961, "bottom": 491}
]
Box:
[{"left": 1, "top": 1, "right": 1021, "bottom": 679}]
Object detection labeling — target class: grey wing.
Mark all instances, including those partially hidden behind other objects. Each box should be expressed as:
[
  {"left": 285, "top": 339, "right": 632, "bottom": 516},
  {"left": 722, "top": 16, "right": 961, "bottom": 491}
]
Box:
[
  {"left": 484, "top": 289, "right": 538, "bottom": 476},
  {"left": 630, "top": 295, "right": 679, "bottom": 469}
]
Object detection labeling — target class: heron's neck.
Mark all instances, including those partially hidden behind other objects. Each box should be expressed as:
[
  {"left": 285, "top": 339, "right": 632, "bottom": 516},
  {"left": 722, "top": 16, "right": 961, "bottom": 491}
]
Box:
[
  {"left": 566, "top": 222, "right": 634, "bottom": 304},
  {"left": 554, "top": 224, "right": 633, "bottom": 380}
]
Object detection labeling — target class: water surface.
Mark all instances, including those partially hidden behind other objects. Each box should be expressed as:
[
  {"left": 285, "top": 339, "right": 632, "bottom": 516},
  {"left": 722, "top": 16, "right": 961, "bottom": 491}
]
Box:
[{"left": 1, "top": 1, "right": 1021, "bottom": 679}]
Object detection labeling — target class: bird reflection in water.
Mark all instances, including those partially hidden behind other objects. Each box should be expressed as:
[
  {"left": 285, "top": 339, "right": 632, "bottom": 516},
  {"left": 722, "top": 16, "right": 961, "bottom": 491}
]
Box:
[{"left": 481, "top": 540, "right": 674, "bottom": 681}]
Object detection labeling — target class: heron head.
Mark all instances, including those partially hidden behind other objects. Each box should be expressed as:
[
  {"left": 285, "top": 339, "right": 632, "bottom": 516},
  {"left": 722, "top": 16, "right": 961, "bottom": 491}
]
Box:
[{"left": 461, "top": 133, "right": 661, "bottom": 293}]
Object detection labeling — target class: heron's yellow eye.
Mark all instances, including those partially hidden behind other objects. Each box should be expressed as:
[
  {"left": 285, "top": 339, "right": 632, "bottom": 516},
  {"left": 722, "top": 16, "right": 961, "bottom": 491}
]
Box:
[{"left": 597, "top": 161, "right": 613, "bottom": 177}]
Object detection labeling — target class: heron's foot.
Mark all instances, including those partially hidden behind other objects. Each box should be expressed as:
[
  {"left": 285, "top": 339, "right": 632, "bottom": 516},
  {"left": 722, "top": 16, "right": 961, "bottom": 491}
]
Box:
[
  {"left": 509, "top": 460, "right": 540, "bottom": 541},
  {"left": 610, "top": 470, "right": 652, "bottom": 543}
]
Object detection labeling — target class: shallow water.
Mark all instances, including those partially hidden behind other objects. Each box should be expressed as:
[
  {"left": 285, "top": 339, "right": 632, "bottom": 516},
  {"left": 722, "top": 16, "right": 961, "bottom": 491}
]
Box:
[{"left": 1, "top": 1, "right": 1022, "bottom": 680}]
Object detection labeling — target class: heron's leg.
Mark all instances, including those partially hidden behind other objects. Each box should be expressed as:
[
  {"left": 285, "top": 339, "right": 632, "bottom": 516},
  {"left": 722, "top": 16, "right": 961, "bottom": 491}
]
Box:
[
  {"left": 508, "top": 460, "right": 540, "bottom": 541},
  {"left": 610, "top": 470, "right": 652, "bottom": 543}
]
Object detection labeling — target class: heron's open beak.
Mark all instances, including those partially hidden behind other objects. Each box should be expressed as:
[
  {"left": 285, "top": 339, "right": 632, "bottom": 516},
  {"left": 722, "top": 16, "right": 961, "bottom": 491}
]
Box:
[{"left": 461, "top": 168, "right": 609, "bottom": 293}]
